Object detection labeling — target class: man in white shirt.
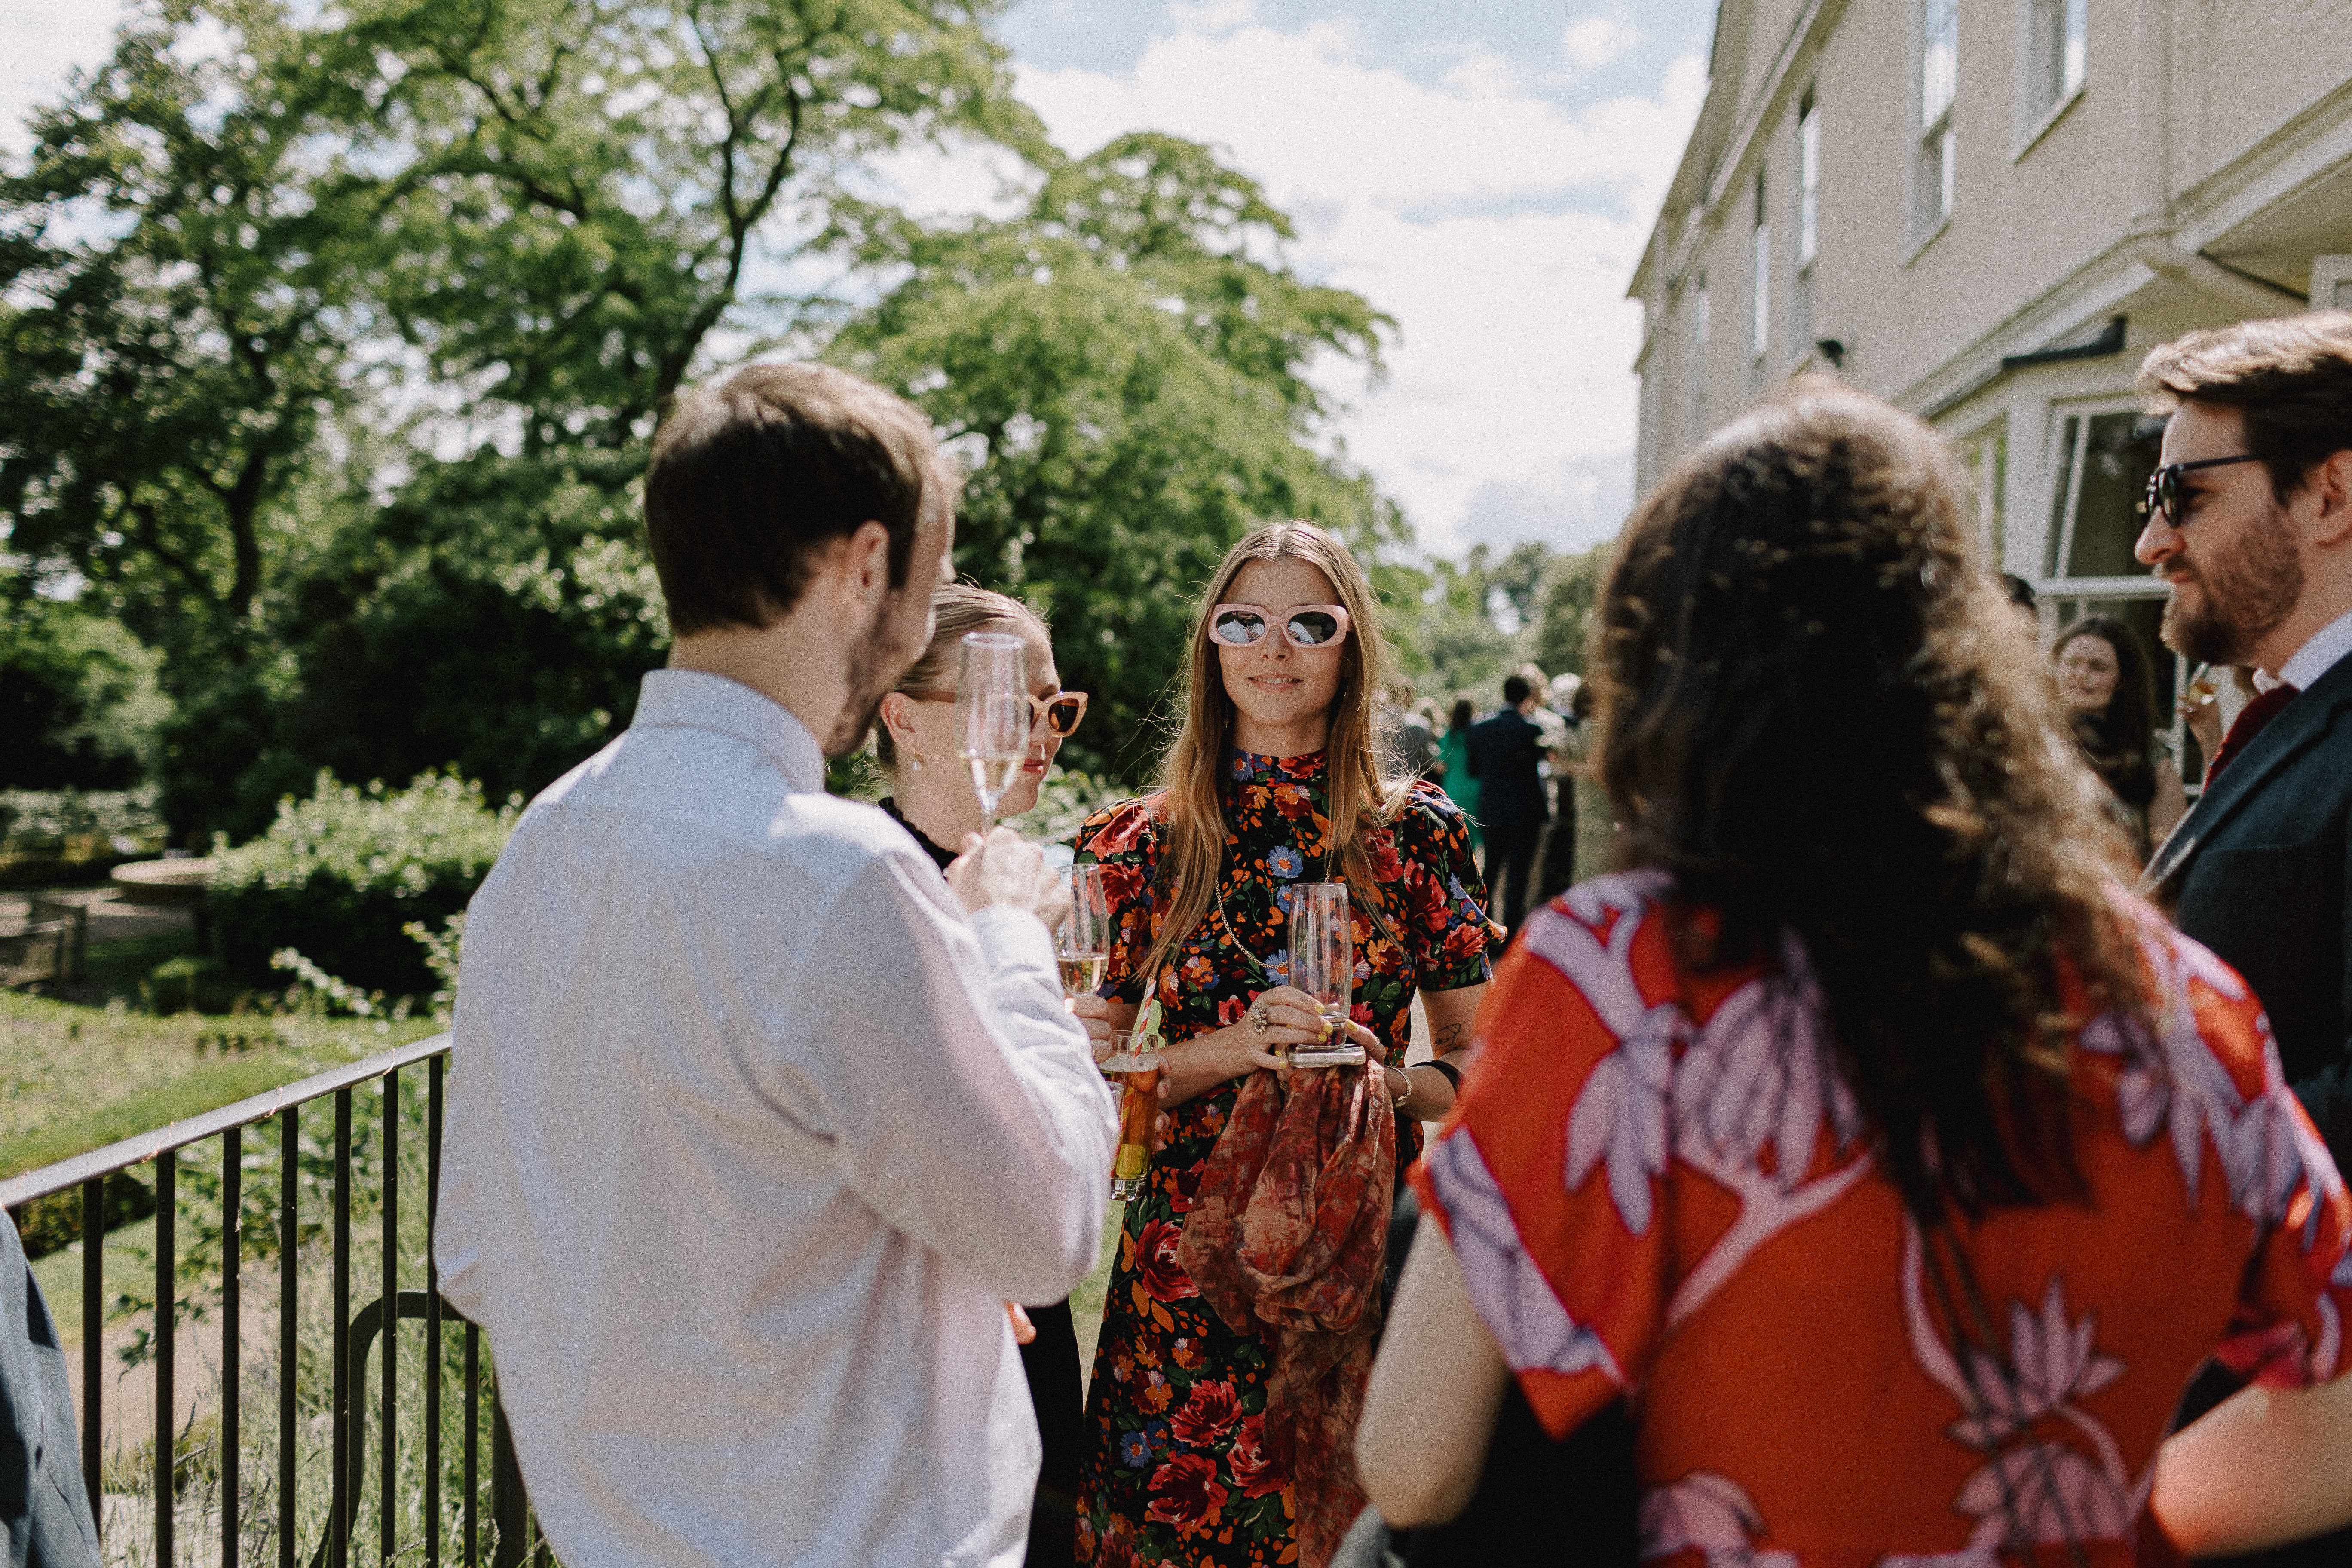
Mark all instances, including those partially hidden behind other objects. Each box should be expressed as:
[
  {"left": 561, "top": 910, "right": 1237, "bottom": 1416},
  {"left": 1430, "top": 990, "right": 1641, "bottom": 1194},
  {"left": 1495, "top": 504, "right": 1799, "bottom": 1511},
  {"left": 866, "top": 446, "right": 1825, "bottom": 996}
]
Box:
[{"left": 435, "top": 362, "right": 1117, "bottom": 1568}]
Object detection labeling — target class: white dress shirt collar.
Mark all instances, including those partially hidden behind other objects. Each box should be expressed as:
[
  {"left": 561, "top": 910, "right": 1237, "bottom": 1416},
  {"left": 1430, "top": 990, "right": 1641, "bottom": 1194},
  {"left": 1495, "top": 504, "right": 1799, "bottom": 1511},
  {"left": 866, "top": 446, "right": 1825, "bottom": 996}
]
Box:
[
  {"left": 632, "top": 668, "right": 826, "bottom": 793},
  {"left": 2278, "top": 605, "right": 2352, "bottom": 692}
]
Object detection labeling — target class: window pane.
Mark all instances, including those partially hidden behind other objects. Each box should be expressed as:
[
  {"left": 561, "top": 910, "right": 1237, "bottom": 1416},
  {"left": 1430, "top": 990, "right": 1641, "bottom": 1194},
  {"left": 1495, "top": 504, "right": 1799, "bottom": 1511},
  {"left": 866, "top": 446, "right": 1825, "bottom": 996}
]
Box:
[
  {"left": 1752, "top": 224, "right": 1770, "bottom": 359},
  {"left": 2046, "top": 415, "right": 2081, "bottom": 577},
  {"left": 2065, "top": 412, "right": 2160, "bottom": 578},
  {"left": 1921, "top": 0, "right": 1958, "bottom": 129},
  {"left": 1798, "top": 110, "right": 1820, "bottom": 263},
  {"left": 2065, "top": 0, "right": 2087, "bottom": 93}
]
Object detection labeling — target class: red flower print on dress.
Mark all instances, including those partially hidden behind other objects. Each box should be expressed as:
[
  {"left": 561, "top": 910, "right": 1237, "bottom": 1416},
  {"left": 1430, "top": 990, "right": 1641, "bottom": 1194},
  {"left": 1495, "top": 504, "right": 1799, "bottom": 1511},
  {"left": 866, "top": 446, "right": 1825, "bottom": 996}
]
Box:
[
  {"left": 1167, "top": 1380, "right": 1242, "bottom": 1446},
  {"left": 1216, "top": 995, "right": 1246, "bottom": 1028},
  {"left": 1365, "top": 830, "right": 1403, "bottom": 881},
  {"left": 1137, "top": 1219, "right": 1200, "bottom": 1301},
  {"left": 1225, "top": 1414, "right": 1287, "bottom": 1498},
  {"left": 1091, "top": 805, "right": 1152, "bottom": 857},
  {"left": 1098, "top": 861, "right": 1144, "bottom": 911},
  {"left": 1144, "top": 1453, "right": 1230, "bottom": 1529},
  {"left": 1272, "top": 781, "right": 1314, "bottom": 819}
]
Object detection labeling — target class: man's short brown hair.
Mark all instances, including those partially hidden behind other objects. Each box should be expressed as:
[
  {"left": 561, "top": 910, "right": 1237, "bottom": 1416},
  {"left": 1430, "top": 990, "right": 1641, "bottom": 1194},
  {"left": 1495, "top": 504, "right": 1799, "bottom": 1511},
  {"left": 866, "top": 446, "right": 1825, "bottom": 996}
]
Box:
[
  {"left": 2138, "top": 310, "right": 2352, "bottom": 504},
  {"left": 644, "top": 362, "right": 944, "bottom": 634}
]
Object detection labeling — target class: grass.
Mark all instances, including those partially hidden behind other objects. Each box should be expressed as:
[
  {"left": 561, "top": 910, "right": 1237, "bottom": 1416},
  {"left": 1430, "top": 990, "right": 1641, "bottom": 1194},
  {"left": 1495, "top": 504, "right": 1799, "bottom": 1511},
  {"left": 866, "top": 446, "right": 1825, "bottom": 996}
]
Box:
[
  {"left": 28, "top": 1212, "right": 154, "bottom": 1348},
  {"left": 0, "top": 942, "right": 439, "bottom": 1180}
]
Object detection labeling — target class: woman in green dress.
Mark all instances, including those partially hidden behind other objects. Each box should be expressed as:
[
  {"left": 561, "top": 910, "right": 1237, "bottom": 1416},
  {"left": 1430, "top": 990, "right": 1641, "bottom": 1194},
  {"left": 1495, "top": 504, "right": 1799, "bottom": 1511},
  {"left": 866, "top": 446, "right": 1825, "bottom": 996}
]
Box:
[
  {"left": 1435, "top": 698, "right": 1481, "bottom": 851},
  {"left": 1069, "top": 521, "right": 1494, "bottom": 1568}
]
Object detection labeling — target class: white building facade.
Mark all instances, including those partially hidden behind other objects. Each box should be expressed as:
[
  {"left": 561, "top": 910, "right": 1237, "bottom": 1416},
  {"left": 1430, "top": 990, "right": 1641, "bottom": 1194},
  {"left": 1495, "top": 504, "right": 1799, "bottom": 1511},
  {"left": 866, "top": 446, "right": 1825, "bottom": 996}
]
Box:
[{"left": 1629, "top": 0, "right": 2352, "bottom": 774}]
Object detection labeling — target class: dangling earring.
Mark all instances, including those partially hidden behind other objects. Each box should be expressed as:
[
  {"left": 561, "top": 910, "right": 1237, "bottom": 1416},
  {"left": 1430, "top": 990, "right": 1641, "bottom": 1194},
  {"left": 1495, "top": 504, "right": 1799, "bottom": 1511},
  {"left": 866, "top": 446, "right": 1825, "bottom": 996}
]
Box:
[{"left": 911, "top": 755, "right": 923, "bottom": 773}]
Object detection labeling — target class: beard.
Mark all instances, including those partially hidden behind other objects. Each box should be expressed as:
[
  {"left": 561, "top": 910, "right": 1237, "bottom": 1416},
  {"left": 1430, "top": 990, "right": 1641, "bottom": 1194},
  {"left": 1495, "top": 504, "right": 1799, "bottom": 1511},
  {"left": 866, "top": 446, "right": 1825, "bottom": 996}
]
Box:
[
  {"left": 2159, "top": 502, "right": 2304, "bottom": 667},
  {"left": 824, "top": 592, "right": 914, "bottom": 757}
]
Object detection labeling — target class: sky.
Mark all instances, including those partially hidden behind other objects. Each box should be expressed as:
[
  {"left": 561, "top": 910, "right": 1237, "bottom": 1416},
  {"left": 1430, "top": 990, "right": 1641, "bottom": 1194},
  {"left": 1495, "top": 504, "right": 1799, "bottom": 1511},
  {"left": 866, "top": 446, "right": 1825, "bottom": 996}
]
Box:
[{"left": 0, "top": 0, "right": 1714, "bottom": 559}]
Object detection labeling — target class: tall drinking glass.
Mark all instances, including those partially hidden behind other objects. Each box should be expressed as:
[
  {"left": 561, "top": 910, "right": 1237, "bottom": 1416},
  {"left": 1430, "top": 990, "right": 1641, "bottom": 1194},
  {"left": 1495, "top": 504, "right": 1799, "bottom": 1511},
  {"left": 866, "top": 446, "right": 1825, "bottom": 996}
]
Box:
[
  {"left": 1101, "top": 1030, "right": 1163, "bottom": 1200},
  {"left": 1286, "top": 882, "right": 1364, "bottom": 1068},
  {"left": 956, "top": 631, "right": 1029, "bottom": 825},
  {"left": 1059, "top": 864, "right": 1112, "bottom": 996}
]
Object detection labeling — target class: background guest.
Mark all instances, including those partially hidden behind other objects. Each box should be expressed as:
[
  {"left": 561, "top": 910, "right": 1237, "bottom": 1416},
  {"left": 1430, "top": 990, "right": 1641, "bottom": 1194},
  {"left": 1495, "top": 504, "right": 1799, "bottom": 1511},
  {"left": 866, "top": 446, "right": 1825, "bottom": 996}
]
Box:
[
  {"left": 2051, "top": 613, "right": 2186, "bottom": 862},
  {"left": 1379, "top": 681, "right": 1442, "bottom": 782},
  {"left": 873, "top": 582, "right": 1092, "bottom": 1568},
  {"left": 1533, "top": 671, "right": 1586, "bottom": 906},
  {"left": 1465, "top": 674, "right": 1548, "bottom": 931},
  {"left": 1356, "top": 378, "right": 2352, "bottom": 1563},
  {"left": 1437, "top": 699, "right": 1481, "bottom": 854},
  {"left": 1071, "top": 521, "right": 1494, "bottom": 1568}
]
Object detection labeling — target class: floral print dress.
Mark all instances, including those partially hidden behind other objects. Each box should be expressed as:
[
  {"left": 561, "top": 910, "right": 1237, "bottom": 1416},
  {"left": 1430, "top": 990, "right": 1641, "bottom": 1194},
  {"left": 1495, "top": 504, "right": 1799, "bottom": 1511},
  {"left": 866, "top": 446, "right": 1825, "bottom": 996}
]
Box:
[
  {"left": 1072, "top": 748, "right": 1492, "bottom": 1568},
  {"left": 1418, "top": 871, "right": 2352, "bottom": 1566}
]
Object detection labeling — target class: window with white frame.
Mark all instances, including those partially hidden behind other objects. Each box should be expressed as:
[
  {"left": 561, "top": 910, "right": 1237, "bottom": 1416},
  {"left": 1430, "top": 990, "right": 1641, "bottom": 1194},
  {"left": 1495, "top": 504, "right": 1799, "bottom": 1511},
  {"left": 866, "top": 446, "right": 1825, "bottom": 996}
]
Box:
[
  {"left": 1793, "top": 90, "right": 1819, "bottom": 356},
  {"left": 2027, "top": 0, "right": 2086, "bottom": 125},
  {"left": 1917, "top": 0, "right": 1958, "bottom": 234},
  {"left": 1750, "top": 171, "right": 1770, "bottom": 366},
  {"left": 2040, "top": 402, "right": 2197, "bottom": 775}
]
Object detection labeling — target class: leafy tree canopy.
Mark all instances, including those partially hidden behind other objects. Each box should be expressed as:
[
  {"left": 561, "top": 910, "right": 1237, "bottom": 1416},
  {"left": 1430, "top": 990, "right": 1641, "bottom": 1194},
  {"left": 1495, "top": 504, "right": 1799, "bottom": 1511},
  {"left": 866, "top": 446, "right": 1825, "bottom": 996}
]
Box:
[{"left": 830, "top": 132, "right": 1405, "bottom": 781}]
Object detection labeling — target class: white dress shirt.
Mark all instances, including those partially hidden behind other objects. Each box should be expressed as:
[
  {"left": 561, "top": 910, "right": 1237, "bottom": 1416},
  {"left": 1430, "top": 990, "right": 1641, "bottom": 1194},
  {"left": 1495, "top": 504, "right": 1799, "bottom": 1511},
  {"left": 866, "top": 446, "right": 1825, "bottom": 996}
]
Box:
[
  {"left": 435, "top": 670, "right": 1116, "bottom": 1568},
  {"left": 2277, "top": 604, "right": 2352, "bottom": 691}
]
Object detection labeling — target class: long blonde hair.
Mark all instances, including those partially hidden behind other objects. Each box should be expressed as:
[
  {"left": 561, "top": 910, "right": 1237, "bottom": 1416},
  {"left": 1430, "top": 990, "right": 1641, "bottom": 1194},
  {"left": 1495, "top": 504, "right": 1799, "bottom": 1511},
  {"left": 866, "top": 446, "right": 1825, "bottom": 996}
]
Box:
[{"left": 1139, "top": 521, "right": 1410, "bottom": 985}]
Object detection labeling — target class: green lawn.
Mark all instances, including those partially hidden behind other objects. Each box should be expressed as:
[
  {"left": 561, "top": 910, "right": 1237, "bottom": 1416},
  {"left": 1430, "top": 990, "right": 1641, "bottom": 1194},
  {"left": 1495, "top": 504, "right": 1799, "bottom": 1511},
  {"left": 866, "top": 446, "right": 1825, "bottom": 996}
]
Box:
[{"left": 1, "top": 923, "right": 440, "bottom": 1182}]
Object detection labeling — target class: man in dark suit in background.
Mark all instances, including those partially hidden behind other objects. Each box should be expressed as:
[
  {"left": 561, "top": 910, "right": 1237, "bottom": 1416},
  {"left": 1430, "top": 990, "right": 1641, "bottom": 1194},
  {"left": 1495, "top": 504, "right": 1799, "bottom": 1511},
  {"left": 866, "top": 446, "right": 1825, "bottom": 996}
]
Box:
[
  {"left": 2139, "top": 313, "right": 2352, "bottom": 1168},
  {"left": 1467, "top": 673, "right": 1549, "bottom": 931},
  {"left": 2137, "top": 314, "right": 2352, "bottom": 1568}
]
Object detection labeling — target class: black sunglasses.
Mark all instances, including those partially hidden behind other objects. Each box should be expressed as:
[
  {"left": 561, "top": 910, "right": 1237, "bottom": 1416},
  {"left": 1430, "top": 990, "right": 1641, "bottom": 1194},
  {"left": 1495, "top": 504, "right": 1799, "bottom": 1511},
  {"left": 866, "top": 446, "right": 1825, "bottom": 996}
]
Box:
[{"left": 2139, "top": 453, "right": 2266, "bottom": 525}]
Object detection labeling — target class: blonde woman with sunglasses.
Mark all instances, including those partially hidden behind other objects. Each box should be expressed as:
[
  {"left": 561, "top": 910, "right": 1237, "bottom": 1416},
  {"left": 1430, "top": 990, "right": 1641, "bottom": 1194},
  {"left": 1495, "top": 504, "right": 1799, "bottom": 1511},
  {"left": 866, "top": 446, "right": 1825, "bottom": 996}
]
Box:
[
  {"left": 874, "top": 581, "right": 1093, "bottom": 1568},
  {"left": 1067, "top": 521, "right": 1495, "bottom": 1568}
]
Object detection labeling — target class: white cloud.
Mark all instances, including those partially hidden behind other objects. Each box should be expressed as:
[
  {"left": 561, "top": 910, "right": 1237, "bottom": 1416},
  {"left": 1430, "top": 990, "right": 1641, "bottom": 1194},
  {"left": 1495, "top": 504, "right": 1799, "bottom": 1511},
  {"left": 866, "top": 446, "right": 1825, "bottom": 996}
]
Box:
[
  {"left": 1166, "top": 0, "right": 1259, "bottom": 36},
  {"left": 1017, "top": 28, "right": 1705, "bottom": 554},
  {"left": 1562, "top": 18, "right": 1644, "bottom": 75}
]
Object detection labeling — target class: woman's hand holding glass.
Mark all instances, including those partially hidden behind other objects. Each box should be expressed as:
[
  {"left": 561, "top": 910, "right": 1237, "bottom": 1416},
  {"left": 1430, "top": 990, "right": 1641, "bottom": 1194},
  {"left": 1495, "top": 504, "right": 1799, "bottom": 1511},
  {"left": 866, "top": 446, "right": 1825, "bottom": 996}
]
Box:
[{"left": 1217, "top": 984, "right": 1383, "bottom": 1079}]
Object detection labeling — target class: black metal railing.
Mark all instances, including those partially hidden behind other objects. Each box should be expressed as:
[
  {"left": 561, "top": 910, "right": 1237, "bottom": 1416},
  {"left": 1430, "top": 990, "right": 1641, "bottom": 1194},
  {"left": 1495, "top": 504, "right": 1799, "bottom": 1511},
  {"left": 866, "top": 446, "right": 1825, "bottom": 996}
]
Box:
[{"left": 0, "top": 1035, "right": 548, "bottom": 1568}]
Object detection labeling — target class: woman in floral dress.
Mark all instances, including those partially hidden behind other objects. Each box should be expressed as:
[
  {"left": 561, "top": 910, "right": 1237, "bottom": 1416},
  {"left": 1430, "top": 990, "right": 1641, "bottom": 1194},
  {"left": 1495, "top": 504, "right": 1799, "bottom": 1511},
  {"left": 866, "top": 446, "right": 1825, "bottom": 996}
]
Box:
[
  {"left": 1356, "top": 380, "right": 2352, "bottom": 1562},
  {"left": 1070, "top": 521, "right": 1495, "bottom": 1568}
]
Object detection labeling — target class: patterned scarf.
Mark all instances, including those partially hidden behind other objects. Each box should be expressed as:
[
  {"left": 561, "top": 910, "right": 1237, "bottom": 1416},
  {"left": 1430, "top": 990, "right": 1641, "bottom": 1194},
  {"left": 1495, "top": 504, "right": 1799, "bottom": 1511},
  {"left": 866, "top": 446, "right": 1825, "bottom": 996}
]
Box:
[{"left": 1177, "top": 1060, "right": 1396, "bottom": 1568}]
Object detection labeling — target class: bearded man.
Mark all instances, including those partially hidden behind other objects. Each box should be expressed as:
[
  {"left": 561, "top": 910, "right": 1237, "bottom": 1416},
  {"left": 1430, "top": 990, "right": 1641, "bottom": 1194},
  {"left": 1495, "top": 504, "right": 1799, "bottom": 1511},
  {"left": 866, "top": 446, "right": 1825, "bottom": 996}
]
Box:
[
  {"left": 2137, "top": 314, "right": 2352, "bottom": 1172},
  {"left": 436, "top": 363, "right": 1115, "bottom": 1568}
]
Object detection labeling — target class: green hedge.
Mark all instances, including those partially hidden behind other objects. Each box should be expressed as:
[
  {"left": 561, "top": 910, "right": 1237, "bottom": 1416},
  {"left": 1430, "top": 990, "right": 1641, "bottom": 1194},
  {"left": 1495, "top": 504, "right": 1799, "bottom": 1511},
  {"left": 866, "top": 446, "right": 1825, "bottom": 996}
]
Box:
[{"left": 210, "top": 772, "right": 515, "bottom": 997}]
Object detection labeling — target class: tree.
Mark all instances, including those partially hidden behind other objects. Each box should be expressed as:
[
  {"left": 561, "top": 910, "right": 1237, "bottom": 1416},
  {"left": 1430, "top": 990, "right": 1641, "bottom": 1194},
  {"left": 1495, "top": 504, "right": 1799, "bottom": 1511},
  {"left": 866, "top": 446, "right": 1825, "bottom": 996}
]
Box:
[
  {"left": 3, "top": 0, "right": 1054, "bottom": 836},
  {"left": 0, "top": 0, "right": 368, "bottom": 652},
  {"left": 1534, "top": 548, "right": 1602, "bottom": 678},
  {"left": 830, "top": 132, "right": 1404, "bottom": 781}
]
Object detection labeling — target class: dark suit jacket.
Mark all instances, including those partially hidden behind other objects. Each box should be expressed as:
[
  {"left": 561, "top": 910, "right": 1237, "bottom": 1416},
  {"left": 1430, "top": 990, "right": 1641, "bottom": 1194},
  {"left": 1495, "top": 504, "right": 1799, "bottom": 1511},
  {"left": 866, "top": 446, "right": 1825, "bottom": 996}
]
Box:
[
  {"left": 0, "top": 1212, "right": 98, "bottom": 1568},
  {"left": 2143, "top": 649, "right": 2352, "bottom": 1171},
  {"left": 1466, "top": 710, "right": 1548, "bottom": 830}
]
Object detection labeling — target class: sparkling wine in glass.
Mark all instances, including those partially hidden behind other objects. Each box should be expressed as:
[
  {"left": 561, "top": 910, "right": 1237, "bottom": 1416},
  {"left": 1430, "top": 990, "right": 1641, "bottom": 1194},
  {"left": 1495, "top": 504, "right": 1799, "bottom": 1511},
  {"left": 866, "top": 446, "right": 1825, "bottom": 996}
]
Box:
[
  {"left": 956, "top": 631, "right": 1029, "bottom": 824},
  {"left": 1100, "top": 1030, "right": 1163, "bottom": 1200},
  {"left": 1286, "top": 881, "right": 1364, "bottom": 1068},
  {"left": 1058, "top": 864, "right": 1112, "bottom": 995}
]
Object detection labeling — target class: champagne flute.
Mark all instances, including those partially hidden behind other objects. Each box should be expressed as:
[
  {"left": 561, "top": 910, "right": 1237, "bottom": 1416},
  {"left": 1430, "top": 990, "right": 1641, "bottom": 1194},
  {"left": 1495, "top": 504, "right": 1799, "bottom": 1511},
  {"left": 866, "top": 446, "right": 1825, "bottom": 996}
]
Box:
[
  {"left": 1286, "top": 882, "right": 1364, "bottom": 1068},
  {"left": 1058, "top": 864, "right": 1112, "bottom": 996},
  {"left": 956, "top": 631, "right": 1029, "bottom": 826},
  {"left": 1101, "top": 1029, "right": 1163, "bottom": 1200}
]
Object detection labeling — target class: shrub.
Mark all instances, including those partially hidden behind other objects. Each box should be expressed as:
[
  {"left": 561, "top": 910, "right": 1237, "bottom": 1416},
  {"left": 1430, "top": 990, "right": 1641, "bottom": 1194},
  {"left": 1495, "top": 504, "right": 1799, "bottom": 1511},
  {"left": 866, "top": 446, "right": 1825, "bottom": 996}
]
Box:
[{"left": 209, "top": 772, "right": 515, "bottom": 997}]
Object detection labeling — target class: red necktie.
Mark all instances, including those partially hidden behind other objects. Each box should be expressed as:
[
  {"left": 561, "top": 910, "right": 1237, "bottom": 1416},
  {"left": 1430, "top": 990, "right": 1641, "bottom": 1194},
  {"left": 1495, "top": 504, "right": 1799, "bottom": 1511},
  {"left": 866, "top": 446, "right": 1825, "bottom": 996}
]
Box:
[{"left": 2203, "top": 683, "right": 2299, "bottom": 786}]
